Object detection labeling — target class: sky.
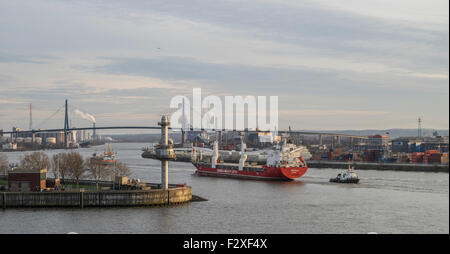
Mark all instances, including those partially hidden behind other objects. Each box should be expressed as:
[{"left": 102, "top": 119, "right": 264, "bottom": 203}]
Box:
[{"left": 0, "top": 0, "right": 448, "bottom": 133}]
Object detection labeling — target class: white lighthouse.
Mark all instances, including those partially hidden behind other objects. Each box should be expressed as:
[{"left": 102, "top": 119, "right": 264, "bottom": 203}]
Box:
[{"left": 156, "top": 115, "right": 175, "bottom": 190}]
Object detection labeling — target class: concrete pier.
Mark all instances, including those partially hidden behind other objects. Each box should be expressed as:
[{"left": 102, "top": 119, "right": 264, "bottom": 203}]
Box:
[{"left": 1, "top": 186, "right": 192, "bottom": 208}]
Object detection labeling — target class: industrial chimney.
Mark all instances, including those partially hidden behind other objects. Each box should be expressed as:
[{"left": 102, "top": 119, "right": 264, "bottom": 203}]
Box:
[{"left": 93, "top": 123, "right": 96, "bottom": 140}]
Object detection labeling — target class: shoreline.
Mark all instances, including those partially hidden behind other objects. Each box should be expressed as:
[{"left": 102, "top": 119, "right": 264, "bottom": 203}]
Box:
[
  {"left": 141, "top": 152, "right": 450, "bottom": 173},
  {"left": 0, "top": 179, "right": 194, "bottom": 209},
  {"left": 307, "top": 160, "right": 449, "bottom": 173}
]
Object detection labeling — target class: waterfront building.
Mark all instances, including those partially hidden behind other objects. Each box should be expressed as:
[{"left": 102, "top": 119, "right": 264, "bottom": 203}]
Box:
[
  {"left": 391, "top": 137, "right": 421, "bottom": 153},
  {"left": 392, "top": 136, "right": 449, "bottom": 154},
  {"left": 8, "top": 168, "right": 47, "bottom": 192},
  {"left": 56, "top": 131, "right": 65, "bottom": 144},
  {"left": 71, "top": 130, "right": 77, "bottom": 144},
  {"left": 368, "top": 134, "right": 390, "bottom": 150}
]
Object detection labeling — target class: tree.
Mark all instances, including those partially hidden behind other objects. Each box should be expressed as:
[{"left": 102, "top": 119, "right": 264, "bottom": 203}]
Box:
[
  {"left": 85, "top": 158, "right": 111, "bottom": 190},
  {"left": 111, "top": 162, "right": 131, "bottom": 179},
  {"left": 19, "top": 151, "right": 50, "bottom": 171},
  {"left": 52, "top": 153, "right": 70, "bottom": 184},
  {"left": 64, "top": 151, "right": 85, "bottom": 188},
  {"left": 0, "top": 153, "right": 8, "bottom": 176},
  {"left": 51, "top": 153, "right": 62, "bottom": 179}
]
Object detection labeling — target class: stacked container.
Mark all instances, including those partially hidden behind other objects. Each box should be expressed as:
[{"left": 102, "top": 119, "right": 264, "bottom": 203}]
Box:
[
  {"left": 400, "top": 154, "right": 411, "bottom": 163},
  {"left": 441, "top": 153, "right": 449, "bottom": 165},
  {"left": 423, "top": 150, "right": 441, "bottom": 164},
  {"left": 363, "top": 149, "right": 381, "bottom": 162},
  {"left": 411, "top": 152, "right": 424, "bottom": 163}
]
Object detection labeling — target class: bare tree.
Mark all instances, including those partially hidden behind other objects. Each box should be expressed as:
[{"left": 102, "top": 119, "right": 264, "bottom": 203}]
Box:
[
  {"left": 51, "top": 153, "right": 62, "bottom": 178},
  {"left": 85, "top": 158, "right": 111, "bottom": 190},
  {"left": 64, "top": 151, "right": 85, "bottom": 188},
  {"left": 49, "top": 152, "right": 78, "bottom": 185},
  {"left": 111, "top": 162, "right": 131, "bottom": 179},
  {"left": 52, "top": 153, "right": 70, "bottom": 183},
  {"left": 19, "top": 151, "right": 50, "bottom": 171},
  {"left": 0, "top": 153, "right": 8, "bottom": 176}
]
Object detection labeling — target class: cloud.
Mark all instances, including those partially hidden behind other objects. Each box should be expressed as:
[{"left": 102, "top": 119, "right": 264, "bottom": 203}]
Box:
[
  {"left": 0, "top": 52, "right": 46, "bottom": 64},
  {"left": 0, "top": 0, "right": 447, "bottom": 130},
  {"left": 280, "top": 109, "right": 389, "bottom": 117},
  {"left": 0, "top": 99, "right": 29, "bottom": 105},
  {"left": 93, "top": 56, "right": 335, "bottom": 86},
  {"left": 91, "top": 56, "right": 448, "bottom": 97}
]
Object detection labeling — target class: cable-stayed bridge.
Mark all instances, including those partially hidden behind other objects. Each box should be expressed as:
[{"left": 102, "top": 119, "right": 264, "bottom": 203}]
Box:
[{"left": 0, "top": 100, "right": 369, "bottom": 148}]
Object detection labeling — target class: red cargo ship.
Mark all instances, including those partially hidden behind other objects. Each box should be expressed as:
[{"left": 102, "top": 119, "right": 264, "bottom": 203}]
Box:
[{"left": 193, "top": 139, "right": 308, "bottom": 181}]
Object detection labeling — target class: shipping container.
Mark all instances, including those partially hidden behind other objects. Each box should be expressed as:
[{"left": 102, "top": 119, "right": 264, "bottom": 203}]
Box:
[
  {"left": 425, "top": 150, "right": 440, "bottom": 154},
  {"left": 411, "top": 152, "right": 425, "bottom": 163},
  {"left": 441, "top": 153, "right": 449, "bottom": 164}
]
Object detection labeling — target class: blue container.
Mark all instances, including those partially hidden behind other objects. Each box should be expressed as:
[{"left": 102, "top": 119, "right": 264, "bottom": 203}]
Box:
[{"left": 414, "top": 144, "right": 423, "bottom": 152}]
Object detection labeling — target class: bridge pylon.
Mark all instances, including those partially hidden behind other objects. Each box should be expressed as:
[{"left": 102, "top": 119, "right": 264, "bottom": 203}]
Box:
[{"left": 64, "top": 99, "right": 69, "bottom": 148}]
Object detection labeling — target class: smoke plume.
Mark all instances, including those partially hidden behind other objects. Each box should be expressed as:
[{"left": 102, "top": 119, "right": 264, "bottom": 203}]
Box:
[{"left": 74, "top": 109, "right": 96, "bottom": 123}]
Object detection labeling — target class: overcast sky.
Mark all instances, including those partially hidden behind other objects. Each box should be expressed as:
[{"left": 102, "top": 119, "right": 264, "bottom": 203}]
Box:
[{"left": 0, "top": 0, "right": 448, "bottom": 133}]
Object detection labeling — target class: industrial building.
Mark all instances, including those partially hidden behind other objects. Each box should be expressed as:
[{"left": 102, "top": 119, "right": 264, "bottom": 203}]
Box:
[
  {"left": 391, "top": 136, "right": 448, "bottom": 154},
  {"left": 0, "top": 126, "right": 100, "bottom": 151},
  {"left": 8, "top": 168, "right": 47, "bottom": 192},
  {"left": 367, "top": 134, "right": 391, "bottom": 151},
  {"left": 391, "top": 137, "right": 421, "bottom": 153}
]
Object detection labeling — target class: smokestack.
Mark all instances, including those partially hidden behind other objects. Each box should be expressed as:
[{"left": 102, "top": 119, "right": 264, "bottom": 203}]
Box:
[{"left": 93, "top": 122, "right": 96, "bottom": 140}]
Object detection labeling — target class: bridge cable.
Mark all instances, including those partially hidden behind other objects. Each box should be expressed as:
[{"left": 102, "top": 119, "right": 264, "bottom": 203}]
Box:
[{"left": 34, "top": 104, "right": 65, "bottom": 130}]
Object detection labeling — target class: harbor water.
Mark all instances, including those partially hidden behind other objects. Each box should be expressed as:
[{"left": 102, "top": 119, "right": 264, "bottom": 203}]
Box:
[{"left": 0, "top": 143, "right": 448, "bottom": 234}]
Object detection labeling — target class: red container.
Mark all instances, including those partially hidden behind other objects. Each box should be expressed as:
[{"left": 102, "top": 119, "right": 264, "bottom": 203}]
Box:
[
  {"left": 412, "top": 152, "right": 424, "bottom": 163},
  {"left": 425, "top": 150, "right": 440, "bottom": 155},
  {"left": 425, "top": 153, "right": 441, "bottom": 164},
  {"left": 328, "top": 152, "right": 334, "bottom": 161}
]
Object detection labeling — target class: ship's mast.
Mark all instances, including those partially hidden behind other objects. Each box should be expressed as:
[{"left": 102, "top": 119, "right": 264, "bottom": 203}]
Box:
[
  {"left": 238, "top": 135, "right": 247, "bottom": 171},
  {"left": 211, "top": 139, "right": 219, "bottom": 168},
  {"left": 211, "top": 116, "right": 219, "bottom": 168}
]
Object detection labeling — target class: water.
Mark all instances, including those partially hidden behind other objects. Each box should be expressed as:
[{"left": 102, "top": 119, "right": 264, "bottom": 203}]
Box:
[{"left": 0, "top": 143, "right": 448, "bottom": 234}]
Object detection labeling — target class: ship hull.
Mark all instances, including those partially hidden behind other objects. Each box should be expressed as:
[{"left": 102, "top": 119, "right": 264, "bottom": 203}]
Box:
[
  {"left": 329, "top": 178, "right": 360, "bottom": 184},
  {"left": 79, "top": 142, "right": 91, "bottom": 148},
  {"left": 193, "top": 163, "right": 308, "bottom": 181}
]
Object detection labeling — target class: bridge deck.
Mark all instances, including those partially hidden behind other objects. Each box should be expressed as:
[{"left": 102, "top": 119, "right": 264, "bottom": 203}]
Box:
[{"left": 0, "top": 126, "right": 368, "bottom": 139}]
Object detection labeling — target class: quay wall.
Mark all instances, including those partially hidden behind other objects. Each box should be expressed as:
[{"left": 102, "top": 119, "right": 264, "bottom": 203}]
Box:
[
  {"left": 1, "top": 187, "right": 192, "bottom": 208},
  {"left": 307, "top": 160, "right": 449, "bottom": 173}
]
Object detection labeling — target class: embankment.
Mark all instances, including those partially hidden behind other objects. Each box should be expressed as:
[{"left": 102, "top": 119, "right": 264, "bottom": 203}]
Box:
[
  {"left": 1, "top": 186, "right": 192, "bottom": 208},
  {"left": 307, "top": 160, "right": 449, "bottom": 173}
]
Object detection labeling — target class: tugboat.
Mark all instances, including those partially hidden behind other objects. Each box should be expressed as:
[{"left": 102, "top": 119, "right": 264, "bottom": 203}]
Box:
[
  {"left": 79, "top": 141, "right": 91, "bottom": 148},
  {"left": 329, "top": 161, "right": 360, "bottom": 184}
]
